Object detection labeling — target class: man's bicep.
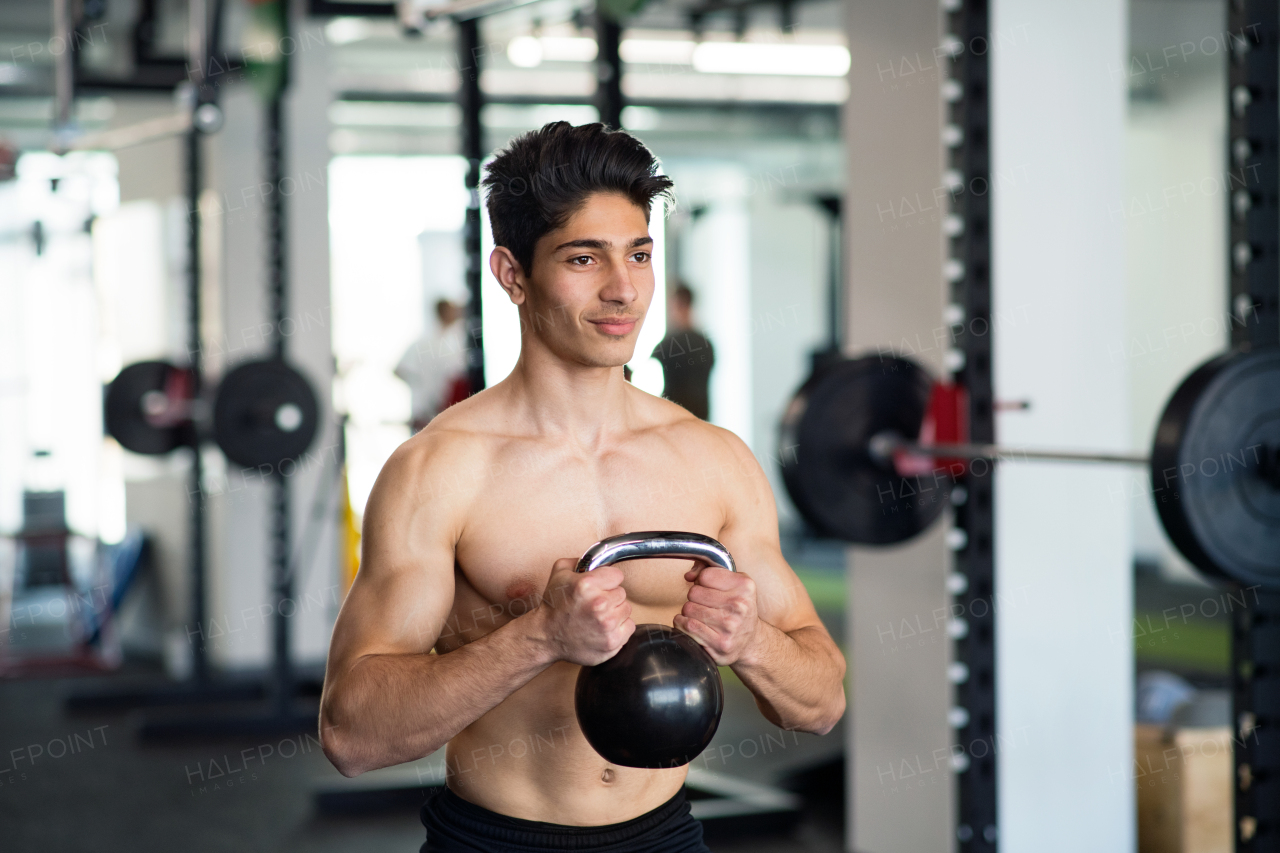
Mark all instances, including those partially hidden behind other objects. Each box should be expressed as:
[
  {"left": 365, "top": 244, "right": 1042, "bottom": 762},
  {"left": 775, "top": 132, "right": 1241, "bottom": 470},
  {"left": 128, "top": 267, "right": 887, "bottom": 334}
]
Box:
[
  {"left": 715, "top": 433, "right": 825, "bottom": 634},
  {"left": 328, "top": 446, "right": 460, "bottom": 667},
  {"left": 731, "top": 530, "right": 825, "bottom": 634}
]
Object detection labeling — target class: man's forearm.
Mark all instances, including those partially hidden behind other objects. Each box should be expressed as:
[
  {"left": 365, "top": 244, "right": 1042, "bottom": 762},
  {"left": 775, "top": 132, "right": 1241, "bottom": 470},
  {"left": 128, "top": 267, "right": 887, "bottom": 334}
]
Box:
[
  {"left": 322, "top": 610, "right": 557, "bottom": 776},
  {"left": 732, "top": 624, "right": 846, "bottom": 734}
]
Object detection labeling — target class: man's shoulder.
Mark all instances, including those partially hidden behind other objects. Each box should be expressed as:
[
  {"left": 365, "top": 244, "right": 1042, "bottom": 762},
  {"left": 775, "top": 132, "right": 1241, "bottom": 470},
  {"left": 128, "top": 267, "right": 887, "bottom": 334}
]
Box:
[
  {"left": 637, "top": 403, "right": 770, "bottom": 523},
  {"left": 634, "top": 392, "right": 752, "bottom": 463},
  {"left": 402, "top": 420, "right": 490, "bottom": 461},
  {"left": 380, "top": 401, "right": 507, "bottom": 500}
]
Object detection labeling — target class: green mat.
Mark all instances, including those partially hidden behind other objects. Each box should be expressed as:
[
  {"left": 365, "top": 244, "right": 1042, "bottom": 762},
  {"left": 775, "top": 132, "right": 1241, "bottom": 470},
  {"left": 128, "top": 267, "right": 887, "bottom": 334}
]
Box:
[{"left": 1132, "top": 612, "right": 1230, "bottom": 674}]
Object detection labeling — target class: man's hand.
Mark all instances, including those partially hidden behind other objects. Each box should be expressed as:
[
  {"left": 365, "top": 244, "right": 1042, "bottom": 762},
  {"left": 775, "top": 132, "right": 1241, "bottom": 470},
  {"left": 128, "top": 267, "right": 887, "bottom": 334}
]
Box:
[
  {"left": 538, "top": 559, "right": 635, "bottom": 666},
  {"left": 673, "top": 565, "right": 761, "bottom": 666}
]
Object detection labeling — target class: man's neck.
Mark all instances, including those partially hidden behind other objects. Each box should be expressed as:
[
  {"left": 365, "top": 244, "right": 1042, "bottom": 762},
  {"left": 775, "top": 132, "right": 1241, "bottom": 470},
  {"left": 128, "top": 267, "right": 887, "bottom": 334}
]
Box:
[{"left": 502, "top": 342, "right": 632, "bottom": 445}]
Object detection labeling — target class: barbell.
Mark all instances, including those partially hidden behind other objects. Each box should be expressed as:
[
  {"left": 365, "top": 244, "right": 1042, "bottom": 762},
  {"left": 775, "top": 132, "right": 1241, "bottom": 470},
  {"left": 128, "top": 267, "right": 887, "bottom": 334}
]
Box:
[
  {"left": 779, "top": 347, "right": 1280, "bottom": 589},
  {"left": 104, "top": 357, "right": 320, "bottom": 470}
]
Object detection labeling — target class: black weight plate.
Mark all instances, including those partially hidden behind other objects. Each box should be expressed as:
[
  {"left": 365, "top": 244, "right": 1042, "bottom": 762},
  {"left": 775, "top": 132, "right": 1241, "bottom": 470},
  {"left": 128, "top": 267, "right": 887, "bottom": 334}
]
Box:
[
  {"left": 103, "top": 361, "right": 196, "bottom": 455},
  {"left": 1150, "top": 347, "right": 1280, "bottom": 588},
  {"left": 780, "top": 355, "right": 949, "bottom": 544},
  {"left": 213, "top": 359, "right": 319, "bottom": 470}
]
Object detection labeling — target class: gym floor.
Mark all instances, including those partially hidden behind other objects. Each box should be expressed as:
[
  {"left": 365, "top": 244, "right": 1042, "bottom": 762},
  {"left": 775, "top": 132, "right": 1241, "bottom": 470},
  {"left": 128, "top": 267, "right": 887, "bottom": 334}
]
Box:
[
  {"left": 0, "top": 668, "right": 844, "bottom": 852},
  {"left": 0, "top": 555, "right": 846, "bottom": 853},
  {"left": 0, "top": 561, "right": 1238, "bottom": 853}
]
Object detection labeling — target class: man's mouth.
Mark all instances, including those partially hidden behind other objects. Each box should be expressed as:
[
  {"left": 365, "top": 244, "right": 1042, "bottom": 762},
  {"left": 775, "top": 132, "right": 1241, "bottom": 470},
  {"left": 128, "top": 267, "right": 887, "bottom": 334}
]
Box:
[{"left": 589, "top": 317, "right": 638, "bottom": 336}]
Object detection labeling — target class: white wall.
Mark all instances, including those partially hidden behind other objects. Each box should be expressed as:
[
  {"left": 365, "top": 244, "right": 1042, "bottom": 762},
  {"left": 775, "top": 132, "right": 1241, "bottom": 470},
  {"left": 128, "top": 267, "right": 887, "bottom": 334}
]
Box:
[
  {"left": 82, "top": 95, "right": 194, "bottom": 670},
  {"left": 1122, "top": 1, "right": 1228, "bottom": 582},
  {"left": 991, "top": 2, "right": 1133, "bottom": 851},
  {"left": 205, "top": 83, "right": 273, "bottom": 671},
  {"left": 286, "top": 25, "right": 341, "bottom": 666},
  {"left": 748, "top": 200, "right": 828, "bottom": 524}
]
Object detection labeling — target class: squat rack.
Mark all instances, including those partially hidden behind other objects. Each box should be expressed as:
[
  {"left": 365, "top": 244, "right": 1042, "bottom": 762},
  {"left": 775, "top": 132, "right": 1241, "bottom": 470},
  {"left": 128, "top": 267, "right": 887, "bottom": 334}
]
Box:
[
  {"left": 65, "top": 0, "right": 329, "bottom": 738},
  {"left": 946, "top": 3, "right": 1280, "bottom": 850}
]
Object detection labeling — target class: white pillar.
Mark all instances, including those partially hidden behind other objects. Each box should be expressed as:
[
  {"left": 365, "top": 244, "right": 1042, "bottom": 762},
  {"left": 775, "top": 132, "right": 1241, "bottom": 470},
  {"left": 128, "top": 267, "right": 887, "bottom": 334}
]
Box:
[
  {"left": 990, "top": 2, "right": 1133, "bottom": 851},
  {"left": 843, "top": 2, "right": 952, "bottom": 851},
  {"left": 285, "top": 13, "right": 340, "bottom": 664}
]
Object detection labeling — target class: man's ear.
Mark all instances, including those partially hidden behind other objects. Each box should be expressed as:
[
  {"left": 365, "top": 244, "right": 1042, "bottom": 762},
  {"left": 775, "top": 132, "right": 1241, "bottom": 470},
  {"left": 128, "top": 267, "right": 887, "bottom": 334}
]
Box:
[{"left": 490, "top": 247, "right": 527, "bottom": 306}]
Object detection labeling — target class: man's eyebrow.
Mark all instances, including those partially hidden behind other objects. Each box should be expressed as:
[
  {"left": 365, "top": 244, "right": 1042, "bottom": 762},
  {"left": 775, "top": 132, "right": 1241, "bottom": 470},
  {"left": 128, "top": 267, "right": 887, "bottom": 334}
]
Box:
[
  {"left": 552, "top": 236, "right": 654, "bottom": 253},
  {"left": 553, "top": 238, "right": 608, "bottom": 252}
]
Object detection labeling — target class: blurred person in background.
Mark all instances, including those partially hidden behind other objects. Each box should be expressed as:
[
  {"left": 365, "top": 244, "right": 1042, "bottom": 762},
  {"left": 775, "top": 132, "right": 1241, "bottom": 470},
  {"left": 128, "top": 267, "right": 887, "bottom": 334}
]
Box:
[
  {"left": 651, "top": 283, "right": 714, "bottom": 420},
  {"left": 395, "top": 298, "right": 468, "bottom": 432}
]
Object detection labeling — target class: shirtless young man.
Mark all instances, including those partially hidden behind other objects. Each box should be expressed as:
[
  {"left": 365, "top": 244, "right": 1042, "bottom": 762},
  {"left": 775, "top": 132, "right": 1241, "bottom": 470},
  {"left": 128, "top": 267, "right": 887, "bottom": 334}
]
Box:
[{"left": 320, "top": 122, "right": 847, "bottom": 853}]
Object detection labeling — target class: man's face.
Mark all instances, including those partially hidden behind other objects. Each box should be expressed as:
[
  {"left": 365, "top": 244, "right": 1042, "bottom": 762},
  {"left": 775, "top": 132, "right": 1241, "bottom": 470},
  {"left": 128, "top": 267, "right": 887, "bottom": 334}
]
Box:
[{"left": 518, "top": 192, "right": 655, "bottom": 368}]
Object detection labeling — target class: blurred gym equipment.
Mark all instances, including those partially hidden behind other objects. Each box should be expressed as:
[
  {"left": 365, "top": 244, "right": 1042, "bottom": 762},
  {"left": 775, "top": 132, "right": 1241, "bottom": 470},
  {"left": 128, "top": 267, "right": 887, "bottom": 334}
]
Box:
[
  {"left": 1, "top": 491, "right": 148, "bottom": 675},
  {"left": 779, "top": 2, "right": 1280, "bottom": 849},
  {"left": 780, "top": 348, "right": 1280, "bottom": 590},
  {"left": 63, "top": 0, "right": 329, "bottom": 740}
]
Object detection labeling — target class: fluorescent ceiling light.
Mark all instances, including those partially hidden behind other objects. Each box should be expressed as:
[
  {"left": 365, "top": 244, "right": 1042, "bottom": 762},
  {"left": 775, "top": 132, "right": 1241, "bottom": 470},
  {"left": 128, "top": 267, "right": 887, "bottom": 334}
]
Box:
[
  {"left": 541, "top": 37, "right": 598, "bottom": 62},
  {"left": 619, "top": 39, "right": 695, "bottom": 65},
  {"left": 325, "top": 17, "right": 371, "bottom": 45},
  {"left": 507, "top": 34, "right": 849, "bottom": 77},
  {"left": 691, "top": 42, "right": 850, "bottom": 77},
  {"left": 507, "top": 36, "right": 597, "bottom": 68},
  {"left": 507, "top": 35, "right": 542, "bottom": 67}
]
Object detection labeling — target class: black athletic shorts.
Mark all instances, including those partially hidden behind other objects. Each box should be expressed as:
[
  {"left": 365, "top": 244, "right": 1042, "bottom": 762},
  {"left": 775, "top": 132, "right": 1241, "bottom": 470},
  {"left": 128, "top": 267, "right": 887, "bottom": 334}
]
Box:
[{"left": 419, "top": 786, "right": 711, "bottom": 853}]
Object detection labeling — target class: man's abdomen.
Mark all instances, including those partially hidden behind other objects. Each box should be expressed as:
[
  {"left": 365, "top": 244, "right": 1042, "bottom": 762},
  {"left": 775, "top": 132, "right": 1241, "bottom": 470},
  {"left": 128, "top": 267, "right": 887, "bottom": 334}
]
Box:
[{"left": 443, "top": 661, "right": 687, "bottom": 826}]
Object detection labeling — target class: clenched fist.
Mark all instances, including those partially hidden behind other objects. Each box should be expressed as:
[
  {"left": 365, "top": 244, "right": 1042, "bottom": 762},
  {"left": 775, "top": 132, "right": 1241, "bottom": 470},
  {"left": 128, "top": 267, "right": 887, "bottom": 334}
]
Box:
[
  {"left": 673, "top": 564, "right": 760, "bottom": 666},
  {"left": 537, "top": 559, "right": 635, "bottom": 666}
]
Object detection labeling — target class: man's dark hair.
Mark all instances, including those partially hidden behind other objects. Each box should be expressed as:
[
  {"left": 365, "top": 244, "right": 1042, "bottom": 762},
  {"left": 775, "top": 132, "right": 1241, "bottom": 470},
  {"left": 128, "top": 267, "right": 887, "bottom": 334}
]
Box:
[{"left": 482, "top": 122, "right": 674, "bottom": 275}]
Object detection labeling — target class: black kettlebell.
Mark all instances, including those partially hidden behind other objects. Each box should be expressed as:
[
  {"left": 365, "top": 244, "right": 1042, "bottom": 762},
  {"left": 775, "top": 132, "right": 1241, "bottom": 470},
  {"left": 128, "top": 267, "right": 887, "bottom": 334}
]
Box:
[{"left": 573, "top": 531, "right": 735, "bottom": 769}]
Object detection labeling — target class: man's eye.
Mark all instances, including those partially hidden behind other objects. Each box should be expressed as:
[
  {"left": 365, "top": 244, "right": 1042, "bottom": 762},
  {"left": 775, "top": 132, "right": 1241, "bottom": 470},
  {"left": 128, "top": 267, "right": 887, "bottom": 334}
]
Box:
[
  {"left": 631, "top": 252, "right": 650, "bottom": 263},
  {"left": 569, "top": 256, "right": 592, "bottom": 265}
]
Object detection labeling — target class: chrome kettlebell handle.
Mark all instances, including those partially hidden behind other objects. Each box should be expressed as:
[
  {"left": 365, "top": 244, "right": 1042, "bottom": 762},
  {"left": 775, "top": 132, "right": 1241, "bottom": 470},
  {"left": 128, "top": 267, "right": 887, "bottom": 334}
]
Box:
[{"left": 574, "top": 531, "right": 736, "bottom": 574}]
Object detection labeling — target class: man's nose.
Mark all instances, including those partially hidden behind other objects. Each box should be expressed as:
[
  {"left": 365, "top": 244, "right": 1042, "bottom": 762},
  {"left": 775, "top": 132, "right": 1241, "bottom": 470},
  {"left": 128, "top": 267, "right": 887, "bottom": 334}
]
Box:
[{"left": 598, "top": 258, "right": 638, "bottom": 305}]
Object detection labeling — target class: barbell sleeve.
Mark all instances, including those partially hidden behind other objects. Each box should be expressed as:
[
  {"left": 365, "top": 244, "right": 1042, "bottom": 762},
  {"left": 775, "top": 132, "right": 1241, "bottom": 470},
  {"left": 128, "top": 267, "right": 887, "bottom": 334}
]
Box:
[
  {"left": 575, "top": 531, "right": 737, "bottom": 573},
  {"left": 869, "top": 432, "right": 1150, "bottom": 467}
]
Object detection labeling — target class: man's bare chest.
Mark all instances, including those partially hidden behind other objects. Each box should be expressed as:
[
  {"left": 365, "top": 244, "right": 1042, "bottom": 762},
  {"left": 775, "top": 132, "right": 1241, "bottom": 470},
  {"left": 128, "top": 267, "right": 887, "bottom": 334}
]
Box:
[{"left": 442, "top": 442, "right": 736, "bottom": 642}]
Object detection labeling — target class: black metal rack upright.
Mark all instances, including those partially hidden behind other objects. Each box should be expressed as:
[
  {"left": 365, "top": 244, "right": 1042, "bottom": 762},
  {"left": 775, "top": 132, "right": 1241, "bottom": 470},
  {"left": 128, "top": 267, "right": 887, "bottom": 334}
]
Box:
[
  {"left": 262, "top": 86, "right": 302, "bottom": 726},
  {"left": 1227, "top": 4, "right": 1280, "bottom": 850},
  {"left": 594, "top": 13, "right": 624, "bottom": 130},
  {"left": 458, "top": 17, "right": 486, "bottom": 395},
  {"left": 186, "top": 114, "right": 212, "bottom": 689},
  {"left": 945, "top": 2, "right": 997, "bottom": 849}
]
